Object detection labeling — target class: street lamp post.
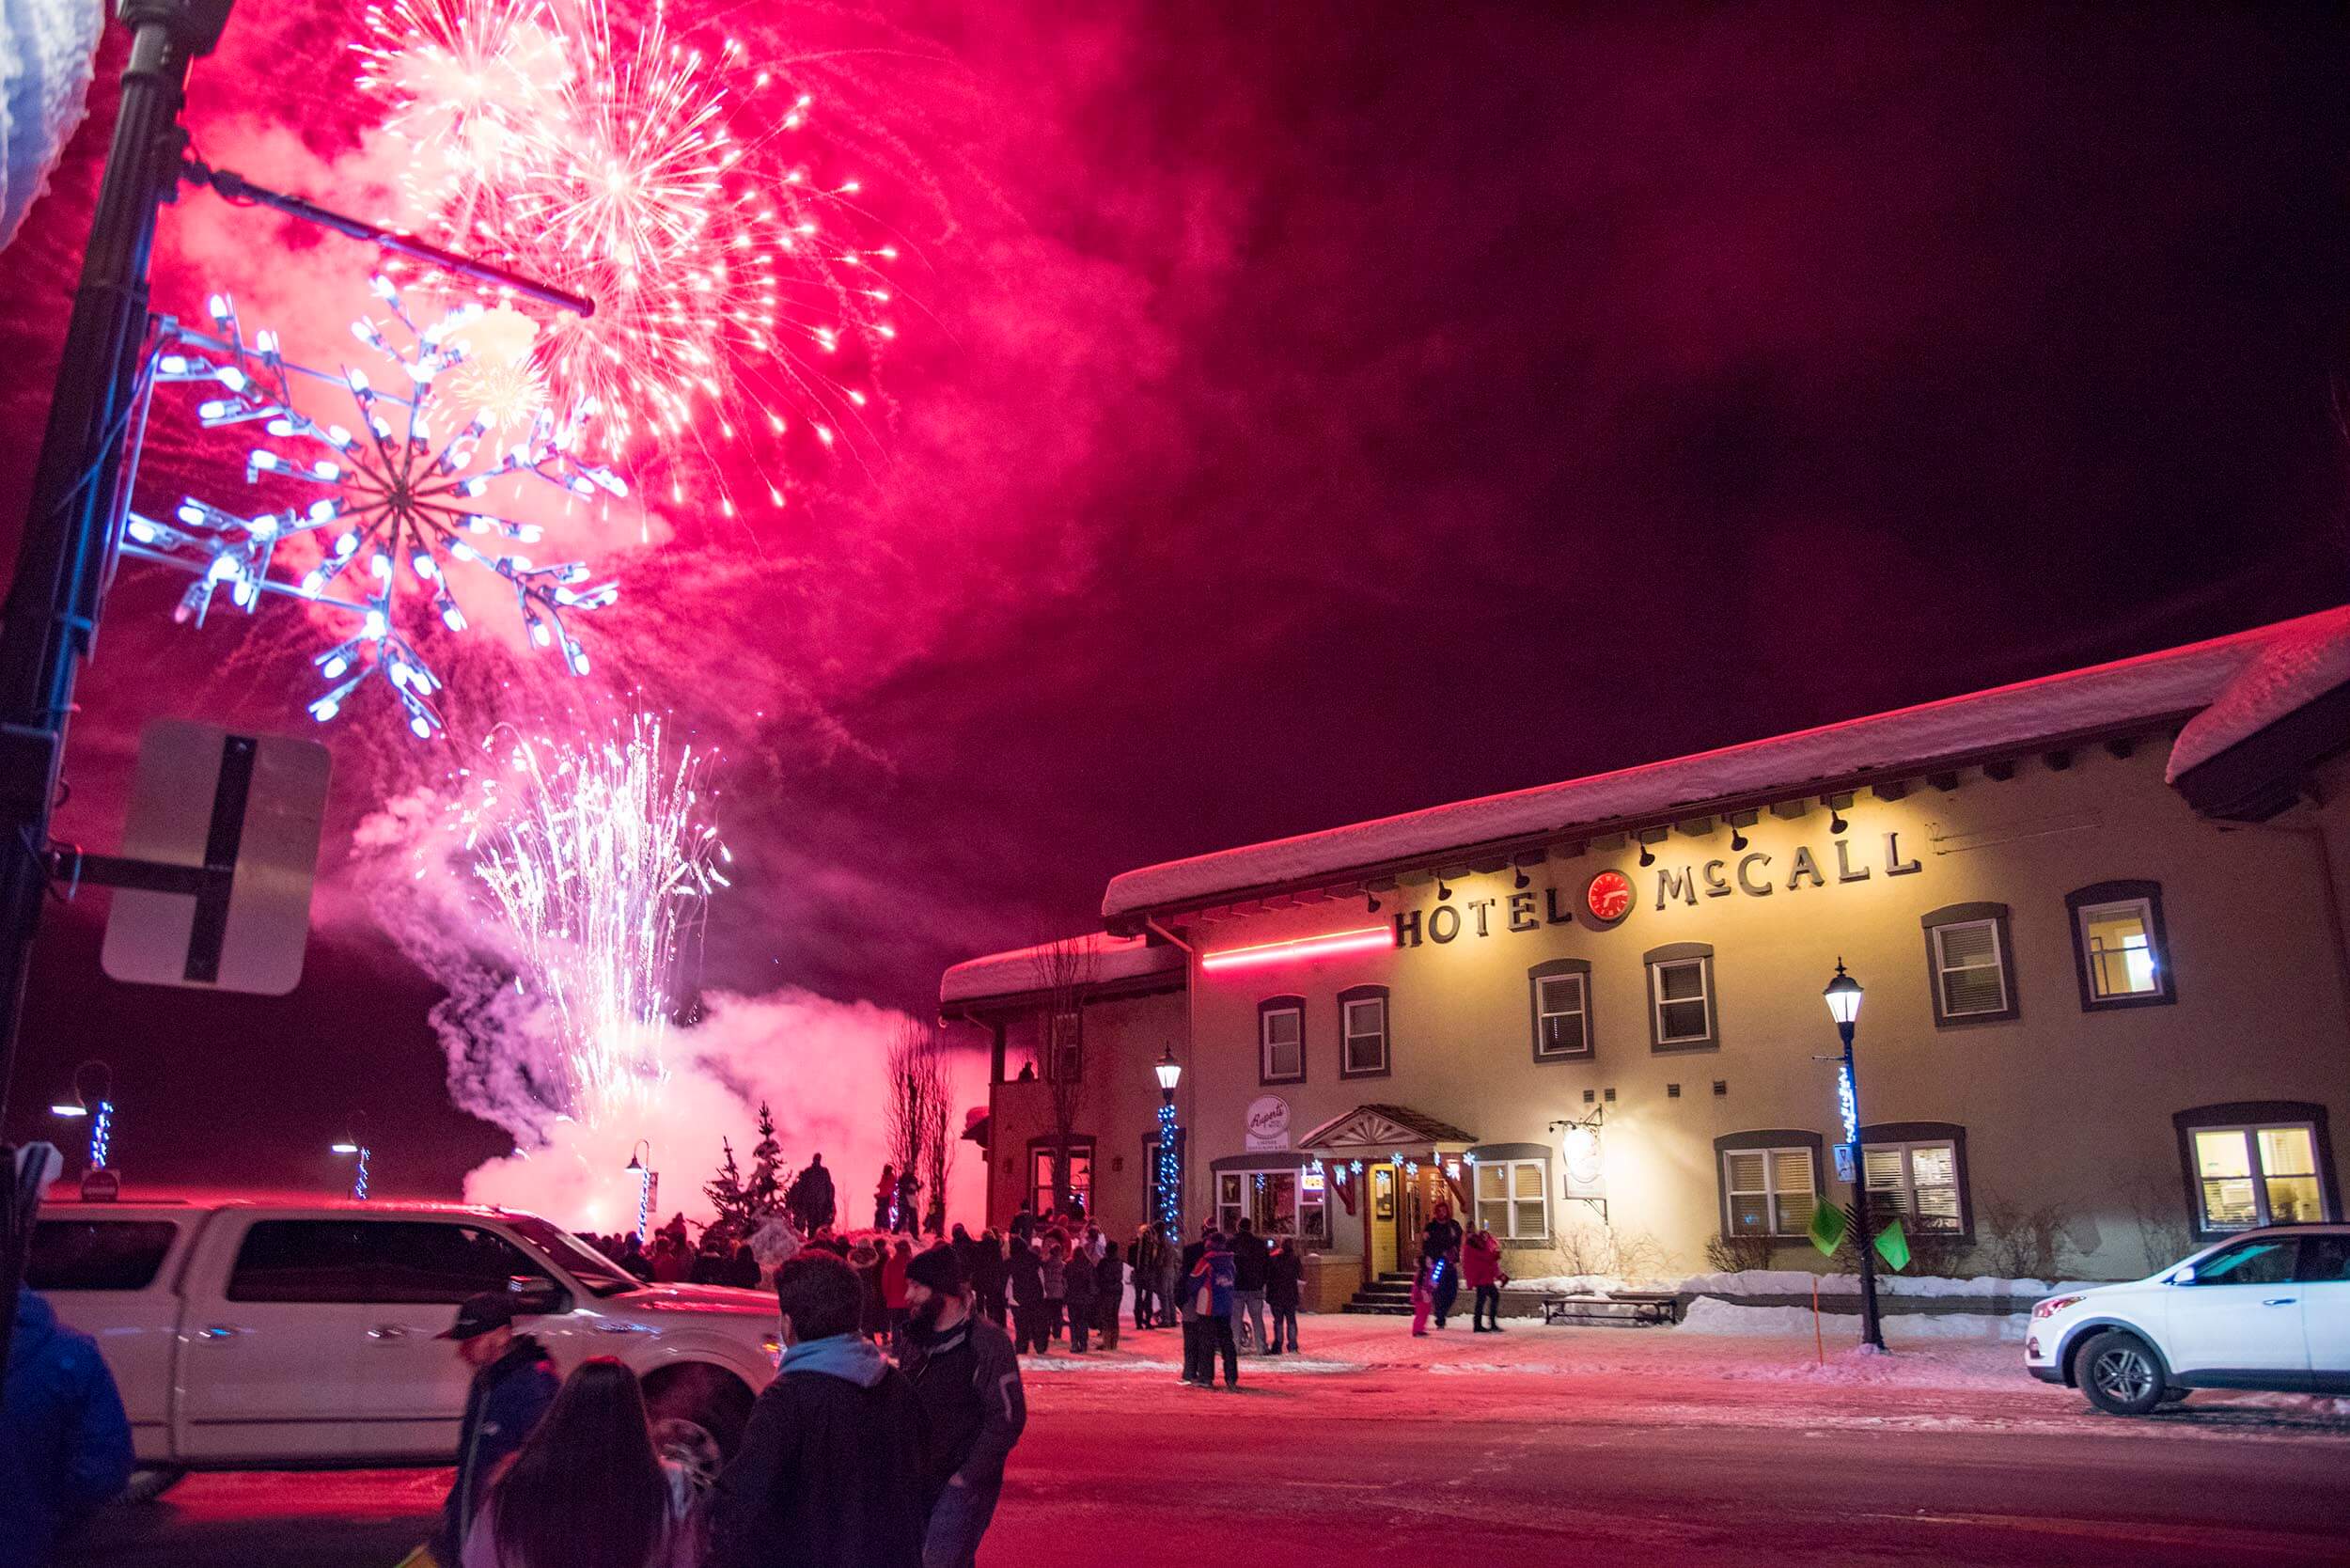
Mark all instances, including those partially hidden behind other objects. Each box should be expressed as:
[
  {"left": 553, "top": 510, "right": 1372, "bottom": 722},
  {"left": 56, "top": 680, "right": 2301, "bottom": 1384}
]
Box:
[
  {"left": 625, "top": 1140, "right": 653, "bottom": 1245},
  {"left": 1824, "top": 960, "right": 1885, "bottom": 1352},
  {"left": 48, "top": 1059, "right": 115, "bottom": 1174},
  {"left": 331, "top": 1118, "right": 371, "bottom": 1201},
  {"left": 1153, "top": 1045, "right": 1183, "bottom": 1232}
]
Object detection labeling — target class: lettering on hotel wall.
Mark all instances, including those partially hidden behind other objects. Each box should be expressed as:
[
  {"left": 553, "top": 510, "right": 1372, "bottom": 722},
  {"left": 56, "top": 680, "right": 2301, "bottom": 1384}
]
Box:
[{"left": 1392, "top": 832, "right": 1921, "bottom": 949}]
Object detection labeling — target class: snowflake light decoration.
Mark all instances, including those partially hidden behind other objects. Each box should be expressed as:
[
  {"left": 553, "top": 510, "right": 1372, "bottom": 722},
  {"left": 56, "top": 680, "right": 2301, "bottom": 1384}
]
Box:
[{"left": 122, "top": 276, "right": 626, "bottom": 738}]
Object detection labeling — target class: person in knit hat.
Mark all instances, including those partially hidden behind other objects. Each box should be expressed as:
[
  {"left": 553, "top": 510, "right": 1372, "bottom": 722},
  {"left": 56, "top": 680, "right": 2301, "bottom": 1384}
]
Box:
[{"left": 897, "top": 1244, "right": 1026, "bottom": 1568}]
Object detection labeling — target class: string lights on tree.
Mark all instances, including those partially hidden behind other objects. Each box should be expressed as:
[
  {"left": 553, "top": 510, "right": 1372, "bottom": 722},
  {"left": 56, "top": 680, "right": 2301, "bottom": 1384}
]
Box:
[{"left": 120, "top": 277, "right": 626, "bottom": 738}]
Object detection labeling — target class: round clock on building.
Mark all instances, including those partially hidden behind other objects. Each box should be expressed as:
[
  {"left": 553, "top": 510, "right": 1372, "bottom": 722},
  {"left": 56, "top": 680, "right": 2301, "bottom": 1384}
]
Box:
[{"left": 1585, "top": 868, "right": 1634, "bottom": 927}]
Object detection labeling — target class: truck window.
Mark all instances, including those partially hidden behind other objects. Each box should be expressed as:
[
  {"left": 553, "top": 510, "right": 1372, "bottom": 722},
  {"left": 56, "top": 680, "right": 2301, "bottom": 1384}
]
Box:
[
  {"left": 499, "top": 1214, "right": 640, "bottom": 1297},
  {"left": 227, "top": 1219, "right": 556, "bottom": 1305},
  {"left": 227, "top": 1220, "right": 378, "bottom": 1303},
  {"left": 369, "top": 1222, "right": 553, "bottom": 1305},
  {"left": 28, "top": 1219, "right": 179, "bottom": 1291}
]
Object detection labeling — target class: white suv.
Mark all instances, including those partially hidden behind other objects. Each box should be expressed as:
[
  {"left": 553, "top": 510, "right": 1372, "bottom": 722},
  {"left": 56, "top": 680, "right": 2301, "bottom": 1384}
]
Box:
[{"left": 2026, "top": 1224, "right": 2350, "bottom": 1415}]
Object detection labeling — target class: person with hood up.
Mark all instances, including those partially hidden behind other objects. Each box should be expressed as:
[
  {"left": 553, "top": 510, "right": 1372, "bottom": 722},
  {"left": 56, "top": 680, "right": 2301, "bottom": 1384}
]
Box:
[
  {"left": 707, "top": 1252, "right": 928, "bottom": 1568},
  {"left": 1, "top": 1286, "right": 133, "bottom": 1568},
  {"left": 897, "top": 1245, "right": 1026, "bottom": 1568},
  {"left": 1463, "top": 1223, "right": 1507, "bottom": 1332},
  {"left": 1059, "top": 1231, "right": 1097, "bottom": 1352},
  {"left": 432, "top": 1293, "right": 562, "bottom": 1565},
  {"left": 875, "top": 1165, "right": 899, "bottom": 1231}
]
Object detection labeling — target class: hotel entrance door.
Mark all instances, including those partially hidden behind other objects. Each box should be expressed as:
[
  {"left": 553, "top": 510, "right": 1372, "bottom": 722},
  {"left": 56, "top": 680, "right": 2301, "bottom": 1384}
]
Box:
[{"left": 1369, "top": 1167, "right": 1397, "bottom": 1276}]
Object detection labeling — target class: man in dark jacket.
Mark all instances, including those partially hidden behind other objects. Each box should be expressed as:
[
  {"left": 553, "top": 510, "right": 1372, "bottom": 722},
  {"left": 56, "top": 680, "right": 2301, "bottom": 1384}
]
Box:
[
  {"left": 1422, "top": 1201, "right": 1465, "bottom": 1329},
  {"left": 709, "top": 1252, "right": 930, "bottom": 1568},
  {"left": 898, "top": 1245, "right": 1026, "bottom": 1568},
  {"left": 2, "top": 1287, "right": 133, "bottom": 1568},
  {"left": 1230, "top": 1217, "right": 1271, "bottom": 1353},
  {"left": 1003, "top": 1233, "right": 1045, "bottom": 1353},
  {"left": 787, "top": 1152, "right": 838, "bottom": 1233},
  {"left": 432, "top": 1294, "right": 560, "bottom": 1563}
]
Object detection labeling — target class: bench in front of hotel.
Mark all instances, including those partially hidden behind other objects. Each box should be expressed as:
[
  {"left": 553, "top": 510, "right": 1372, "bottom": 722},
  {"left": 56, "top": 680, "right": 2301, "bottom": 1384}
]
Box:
[{"left": 1540, "top": 1291, "right": 1682, "bottom": 1326}]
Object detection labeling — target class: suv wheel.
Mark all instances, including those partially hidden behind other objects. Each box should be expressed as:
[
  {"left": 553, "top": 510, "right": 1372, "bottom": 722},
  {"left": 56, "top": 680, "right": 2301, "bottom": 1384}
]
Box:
[{"left": 2076, "top": 1329, "right": 2166, "bottom": 1416}]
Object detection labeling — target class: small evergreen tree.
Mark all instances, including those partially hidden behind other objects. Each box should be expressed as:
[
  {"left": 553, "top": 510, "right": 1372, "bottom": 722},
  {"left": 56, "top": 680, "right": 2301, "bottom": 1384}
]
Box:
[
  {"left": 703, "top": 1137, "right": 749, "bottom": 1241},
  {"left": 744, "top": 1102, "right": 789, "bottom": 1221}
]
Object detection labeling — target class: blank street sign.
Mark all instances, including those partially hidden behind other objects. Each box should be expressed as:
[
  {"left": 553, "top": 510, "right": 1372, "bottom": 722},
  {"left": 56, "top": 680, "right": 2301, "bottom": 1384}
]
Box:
[{"left": 100, "top": 719, "right": 331, "bottom": 996}]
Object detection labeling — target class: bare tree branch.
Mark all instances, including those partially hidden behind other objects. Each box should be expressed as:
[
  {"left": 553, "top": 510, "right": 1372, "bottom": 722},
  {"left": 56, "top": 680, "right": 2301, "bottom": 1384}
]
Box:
[{"left": 1031, "top": 936, "right": 1097, "bottom": 1215}]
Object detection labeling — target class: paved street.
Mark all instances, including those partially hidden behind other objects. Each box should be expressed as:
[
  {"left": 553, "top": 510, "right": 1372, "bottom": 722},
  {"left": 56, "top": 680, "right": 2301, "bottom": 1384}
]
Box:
[{"left": 60, "top": 1316, "right": 2350, "bottom": 1568}]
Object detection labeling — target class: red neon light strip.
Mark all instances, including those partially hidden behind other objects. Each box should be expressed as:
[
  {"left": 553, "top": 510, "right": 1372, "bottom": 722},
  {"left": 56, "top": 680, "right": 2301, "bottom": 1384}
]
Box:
[{"left": 1199, "top": 926, "right": 1394, "bottom": 972}]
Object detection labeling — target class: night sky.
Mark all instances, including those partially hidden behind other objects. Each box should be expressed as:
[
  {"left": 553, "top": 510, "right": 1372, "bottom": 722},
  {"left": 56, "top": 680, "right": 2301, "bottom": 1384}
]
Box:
[{"left": 1, "top": 1, "right": 2344, "bottom": 1198}]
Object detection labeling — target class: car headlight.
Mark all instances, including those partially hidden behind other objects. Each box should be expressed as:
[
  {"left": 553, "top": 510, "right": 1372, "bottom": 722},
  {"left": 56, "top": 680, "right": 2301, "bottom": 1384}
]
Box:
[{"left": 2031, "top": 1294, "right": 2084, "bottom": 1319}]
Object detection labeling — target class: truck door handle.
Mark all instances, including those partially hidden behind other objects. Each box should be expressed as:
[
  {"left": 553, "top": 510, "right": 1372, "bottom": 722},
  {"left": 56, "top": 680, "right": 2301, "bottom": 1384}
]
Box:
[
  {"left": 2263, "top": 1297, "right": 2297, "bottom": 1307},
  {"left": 368, "top": 1324, "right": 413, "bottom": 1341},
  {"left": 199, "top": 1325, "right": 247, "bottom": 1340}
]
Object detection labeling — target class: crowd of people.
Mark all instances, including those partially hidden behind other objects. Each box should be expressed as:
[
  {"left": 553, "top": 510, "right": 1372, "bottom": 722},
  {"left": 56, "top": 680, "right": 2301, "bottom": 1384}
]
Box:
[
  {"left": 4, "top": 1168, "right": 1515, "bottom": 1568},
  {"left": 432, "top": 1240, "right": 1026, "bottom": 1568}
]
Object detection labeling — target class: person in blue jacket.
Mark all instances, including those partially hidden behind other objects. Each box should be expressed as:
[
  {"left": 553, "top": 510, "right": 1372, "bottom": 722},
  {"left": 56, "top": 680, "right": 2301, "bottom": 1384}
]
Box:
[
  {"left": 431, "top": 1293, "right": 562, "bottom": 1565},
  {"left": 2, "top": 1286, "right": 133, "bottom": 1568}
]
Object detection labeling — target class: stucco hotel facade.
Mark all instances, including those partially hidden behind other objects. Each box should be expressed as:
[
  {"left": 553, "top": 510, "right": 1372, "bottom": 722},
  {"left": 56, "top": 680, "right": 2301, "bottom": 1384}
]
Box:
[{"left": 944, "top": 609, "right": 2350, "bottom": 1303}]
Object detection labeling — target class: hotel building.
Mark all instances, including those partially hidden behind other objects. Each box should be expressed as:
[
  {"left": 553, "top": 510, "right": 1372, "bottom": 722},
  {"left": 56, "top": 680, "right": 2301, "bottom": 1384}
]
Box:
[{"left": 944, "top": 608, "right": 2350, "bottom": 1305}]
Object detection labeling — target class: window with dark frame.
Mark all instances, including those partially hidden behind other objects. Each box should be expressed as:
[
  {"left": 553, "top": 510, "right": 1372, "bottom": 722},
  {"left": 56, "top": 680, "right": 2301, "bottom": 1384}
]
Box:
[
  {"left": 1030, "top": 1140, "right": 1095, "bottom": 1216},
  {"left": 1645, "top": 944, "right": 1717, "bottom": 1051},
  {"left": 1259, "top": 996, "right": 1305, "bottom": 1083},
  {"left": 1862, "top": 1140, "right": 1965, "bottom": 1234},
  {"left": 2065, "top": 880, "right": 2174, "bottom": 1010},
  {"left": 1919, "top": 903, "right": 2016, "bottom": 1026},
  {"left": 2184, "top": 1121, "right": 2326, "bottom": 1232},
  {"left": 1339, "top": 984, "right": 1389, "bottom": 1077},
  {"left": 1721, "top": 1147, "right": 1814, "bottom": 1237},
  {"left": 1528, "top": 958, "right": 1593, "bottom": 1059},
  {"left": 1046, "top": 1008, "right": 1083, "bottom": 1083}
]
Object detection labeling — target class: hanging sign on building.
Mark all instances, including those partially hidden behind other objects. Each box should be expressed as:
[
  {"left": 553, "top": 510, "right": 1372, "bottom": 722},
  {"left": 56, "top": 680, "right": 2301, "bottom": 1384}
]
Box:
[{"left": 1245, "top": 1094, "right": 1292, "bottom": 1152}]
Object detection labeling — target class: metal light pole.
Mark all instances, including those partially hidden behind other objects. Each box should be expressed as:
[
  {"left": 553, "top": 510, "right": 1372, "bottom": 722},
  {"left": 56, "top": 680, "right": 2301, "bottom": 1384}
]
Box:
[
  {"left": 1153, "top": 1045, "right": 1183, "bottom": 1232},
  {"left": 625, "top": 1140, "right": 653, "bottom": 1244},
  {"left": 331, "top": 1116, "right": 370, "bottom": 1201},
  {"left": 1824, "top": 960, "right": 1885, "bottom": 1352},
  {"left": 48, "top": 1059, "right": 117, "bottom": 1174}
]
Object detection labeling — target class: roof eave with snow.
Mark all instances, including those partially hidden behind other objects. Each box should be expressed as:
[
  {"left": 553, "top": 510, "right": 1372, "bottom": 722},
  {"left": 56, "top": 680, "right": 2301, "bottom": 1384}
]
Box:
[
  {"left": 1104, "top": 606, "right": 2350, "bottom": 927},
  {"left": 939, "top": 932, "right": 1187, "bottom": 1011}
]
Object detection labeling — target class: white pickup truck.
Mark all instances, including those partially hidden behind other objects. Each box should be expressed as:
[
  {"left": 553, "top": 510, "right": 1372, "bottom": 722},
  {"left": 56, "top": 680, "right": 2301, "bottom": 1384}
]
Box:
[{"left": 31, "top": 1198, "right": 779, "bottom": 1491}]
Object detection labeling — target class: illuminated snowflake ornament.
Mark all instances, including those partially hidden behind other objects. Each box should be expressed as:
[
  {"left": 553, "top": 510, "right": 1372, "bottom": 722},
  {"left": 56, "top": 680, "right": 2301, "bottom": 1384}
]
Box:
[{"left": 123, "top": 276, "right": 626, "bottom": 738}]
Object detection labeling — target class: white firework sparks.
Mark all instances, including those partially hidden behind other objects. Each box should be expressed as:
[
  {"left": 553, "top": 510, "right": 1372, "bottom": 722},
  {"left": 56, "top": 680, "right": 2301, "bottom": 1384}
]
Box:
[{"left": 463, "top": 716, "right": 729, "bottom": 1127}]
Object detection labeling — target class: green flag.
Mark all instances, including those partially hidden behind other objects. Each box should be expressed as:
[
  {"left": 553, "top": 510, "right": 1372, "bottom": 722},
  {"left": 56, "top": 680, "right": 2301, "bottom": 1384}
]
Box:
[
  {"left": 1873, "top": 1217, "right": 1911, "bottom": 1272},
  {"left": 1807, "top": 1199, "right": 1848, "bottom": 1258}
]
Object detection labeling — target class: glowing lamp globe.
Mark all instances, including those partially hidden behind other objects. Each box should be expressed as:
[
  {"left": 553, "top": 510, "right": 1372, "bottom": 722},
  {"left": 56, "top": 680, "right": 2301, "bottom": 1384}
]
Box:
[
  {"left": 1823, "top": 961, "right": 1863, "bottom": 1027},
  {"left": 1154, "top": 1047, "right": 1183, "bottom": 1094}
]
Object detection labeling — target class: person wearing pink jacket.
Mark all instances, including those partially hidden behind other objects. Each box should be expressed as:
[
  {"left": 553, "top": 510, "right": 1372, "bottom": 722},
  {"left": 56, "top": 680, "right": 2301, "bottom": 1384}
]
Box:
[{"left": 1462, "top": 1225, "right": 1507, "bottom": 1332}]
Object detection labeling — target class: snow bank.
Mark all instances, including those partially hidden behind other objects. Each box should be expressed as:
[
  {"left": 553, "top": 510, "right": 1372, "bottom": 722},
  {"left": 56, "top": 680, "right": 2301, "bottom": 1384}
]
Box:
[
  {"left": 1676, "top": 1270, "right": 2103, "bottom": 1299},
  {"left": 1678, "top": 1297, "right": 2025, "bottom": 1341},
  {"left": 1104, "top": 609, "right": 2342, "bottom": 918}
]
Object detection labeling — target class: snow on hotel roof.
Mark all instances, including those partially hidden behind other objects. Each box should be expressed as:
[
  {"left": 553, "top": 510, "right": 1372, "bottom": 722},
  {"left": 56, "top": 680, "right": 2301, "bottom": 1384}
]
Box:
[
  {"left": 940, "top": 932, "right": 1186, "bottom": 1009},
  {"left": 1103, "top": 605, "right": 2350, "bottom": 923}
]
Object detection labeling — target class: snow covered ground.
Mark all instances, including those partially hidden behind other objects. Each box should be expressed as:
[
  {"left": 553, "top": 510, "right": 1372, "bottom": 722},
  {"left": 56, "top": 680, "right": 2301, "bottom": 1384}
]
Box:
[{"left": 1016, "top": 1309, "right": 2350, "bottom": 1431}]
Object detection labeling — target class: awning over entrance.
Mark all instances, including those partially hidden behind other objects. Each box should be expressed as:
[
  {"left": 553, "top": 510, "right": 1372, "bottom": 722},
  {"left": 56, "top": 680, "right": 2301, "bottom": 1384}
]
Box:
[{"left": 1295, "top": 1104, "right": 1478, "bottom": 1153}]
